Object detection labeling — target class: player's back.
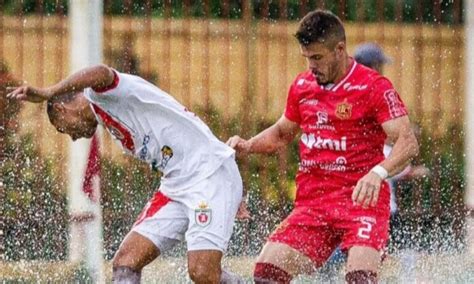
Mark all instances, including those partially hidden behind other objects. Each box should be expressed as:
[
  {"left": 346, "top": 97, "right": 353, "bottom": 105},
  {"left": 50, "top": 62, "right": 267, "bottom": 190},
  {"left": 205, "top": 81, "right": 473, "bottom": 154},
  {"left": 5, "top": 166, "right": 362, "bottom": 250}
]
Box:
[{"left": 84, "top": 71, "right": 235, "bottom": 194}]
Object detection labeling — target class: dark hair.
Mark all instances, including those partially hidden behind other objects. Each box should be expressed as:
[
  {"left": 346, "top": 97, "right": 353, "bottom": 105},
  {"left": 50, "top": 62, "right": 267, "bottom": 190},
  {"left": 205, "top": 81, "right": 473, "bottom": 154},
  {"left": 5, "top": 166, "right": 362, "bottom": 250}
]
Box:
[
  {"left": 295, "top": 9, "right": 345, "bottom": 48},
  {"left": 46, "top": 92, "right": 79, "bottom": 122}
]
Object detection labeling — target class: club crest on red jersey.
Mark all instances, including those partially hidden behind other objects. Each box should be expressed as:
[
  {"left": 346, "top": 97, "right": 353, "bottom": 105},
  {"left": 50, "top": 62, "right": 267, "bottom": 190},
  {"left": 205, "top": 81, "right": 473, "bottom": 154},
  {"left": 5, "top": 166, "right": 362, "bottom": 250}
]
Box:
[
  {"left": 195, "top": 201, "right": 212, "bottom": 227},
  {"left": 335, "top": 100, "right": 353, "bottom": 120}
]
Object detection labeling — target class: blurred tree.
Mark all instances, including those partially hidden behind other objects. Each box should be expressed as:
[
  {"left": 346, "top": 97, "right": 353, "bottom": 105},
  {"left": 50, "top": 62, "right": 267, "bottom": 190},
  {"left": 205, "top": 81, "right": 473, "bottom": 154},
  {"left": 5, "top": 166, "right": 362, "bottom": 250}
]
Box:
[
  {"left": 2, "top": 0, "right": 464, "bottom": 24},
  {"left": 1, "top": 60, "right": 68, "bottom": 261}
]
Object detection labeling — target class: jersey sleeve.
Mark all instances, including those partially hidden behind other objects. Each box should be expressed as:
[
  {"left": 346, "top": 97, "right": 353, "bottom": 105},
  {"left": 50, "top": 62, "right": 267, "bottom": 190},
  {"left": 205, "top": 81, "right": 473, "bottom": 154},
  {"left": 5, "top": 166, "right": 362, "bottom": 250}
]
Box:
[
  {"left": 370, "top": 77, "right": 408, "bottom": 124},
  {"left": 284, "top": 79, "right": 302, "bottom": 123},
  {"left": 91, "top": 69, "right": 121, "bottom": 94}
]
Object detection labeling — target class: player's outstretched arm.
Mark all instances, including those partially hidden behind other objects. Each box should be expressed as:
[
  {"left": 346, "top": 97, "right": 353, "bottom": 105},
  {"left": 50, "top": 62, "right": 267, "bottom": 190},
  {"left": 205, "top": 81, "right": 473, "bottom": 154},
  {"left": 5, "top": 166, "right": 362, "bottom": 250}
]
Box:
[
  {"left": 226, "top": 115, "right": 299, "bottom": 155},
  {"left": 7, "top": 64, "right": 115, "bottom": 103}
]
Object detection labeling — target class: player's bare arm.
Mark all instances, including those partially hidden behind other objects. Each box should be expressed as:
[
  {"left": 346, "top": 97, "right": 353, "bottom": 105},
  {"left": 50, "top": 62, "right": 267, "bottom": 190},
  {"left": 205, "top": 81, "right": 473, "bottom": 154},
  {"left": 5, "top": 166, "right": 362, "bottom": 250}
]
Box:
[
  {"left": 7, "top": 64, "right": 115, "bottom": 102},
  {"left": 227, "top": 115, "right": 298, "bottom": 220},
  {"left": 352, "top": 115, "right": 419, "bottom": 207},
  {"left": 379, "top": 115, "right": 419, "bottom": 175},
  {"left": 226, "top": 115, "right": 299, "bottom": 154}
]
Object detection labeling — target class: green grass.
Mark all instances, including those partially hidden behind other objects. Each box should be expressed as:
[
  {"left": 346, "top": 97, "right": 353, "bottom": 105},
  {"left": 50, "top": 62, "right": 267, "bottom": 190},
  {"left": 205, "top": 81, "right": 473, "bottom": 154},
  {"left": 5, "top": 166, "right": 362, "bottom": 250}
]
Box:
[{"left": 2, "top": 252, "right": 473, "bottom": 283}]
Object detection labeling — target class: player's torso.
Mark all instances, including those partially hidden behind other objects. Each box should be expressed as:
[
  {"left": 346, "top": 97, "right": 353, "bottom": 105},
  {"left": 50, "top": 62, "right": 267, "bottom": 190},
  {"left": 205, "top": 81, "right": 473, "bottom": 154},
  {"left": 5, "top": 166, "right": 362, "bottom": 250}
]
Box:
[
  {"left": 91, "top": 98, "right": 181, "bottom": 170},
  {"left": 86, "top": 73, "right": 233, "bottom": 180},
  {"left": 295, "top": 67, "right": 386, "bottom": 186}
]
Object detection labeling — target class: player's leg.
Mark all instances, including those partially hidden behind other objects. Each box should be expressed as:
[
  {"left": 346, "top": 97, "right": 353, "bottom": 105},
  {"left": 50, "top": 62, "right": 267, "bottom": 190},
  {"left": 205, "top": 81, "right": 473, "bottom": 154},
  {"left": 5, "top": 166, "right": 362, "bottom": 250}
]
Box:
[
  {"left": 187, "top": 250, "right": 223, "bottom": 283},
  {"left": 187, "top": 250, "right": 243, "bottom": 284},
  {"left": 342, "top": 222, "right": 388, "bottom": 284},
  {"left": 341, "top": 201, "right": 390, "bottom": 282},
  {"left": 253, "top": 207, "right": 341, "bottom": 283},
  {"left": 112, "top": 191, "right": 187, "bottom": 283},
  {"left": 339, "top": 182, "right": 391, "bottom": 283},
  {"left": 112, "top": 232, "right": 161, "bottom": 283},
  {"left": 184, "top": 157, "right": 243, "bottom": 283},
  {"left": 254, "top": 242, "right": 315, "bottom": 283},
  {"left": 345, "top": 246, "right": 380, "bottom": 283}
]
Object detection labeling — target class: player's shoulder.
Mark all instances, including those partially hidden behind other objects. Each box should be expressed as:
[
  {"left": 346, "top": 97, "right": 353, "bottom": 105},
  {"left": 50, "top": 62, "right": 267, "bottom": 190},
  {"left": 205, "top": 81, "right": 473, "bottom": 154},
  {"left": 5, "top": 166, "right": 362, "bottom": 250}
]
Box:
[
  {"left": 290, "top": 70, "right": 316, "bottom": 90},
  {"left": 353, "top": 64, "right": 381, "bottom": 83},
  {"left": 353, "top": 64, "right": 394, "bottom": 89}
]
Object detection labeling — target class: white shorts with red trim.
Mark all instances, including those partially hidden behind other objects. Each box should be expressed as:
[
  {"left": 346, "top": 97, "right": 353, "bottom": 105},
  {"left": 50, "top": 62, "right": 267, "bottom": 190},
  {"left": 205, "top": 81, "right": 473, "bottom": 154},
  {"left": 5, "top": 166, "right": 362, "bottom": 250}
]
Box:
[{"left": 132, "top": 156, "right": 243, "bottom": 252}]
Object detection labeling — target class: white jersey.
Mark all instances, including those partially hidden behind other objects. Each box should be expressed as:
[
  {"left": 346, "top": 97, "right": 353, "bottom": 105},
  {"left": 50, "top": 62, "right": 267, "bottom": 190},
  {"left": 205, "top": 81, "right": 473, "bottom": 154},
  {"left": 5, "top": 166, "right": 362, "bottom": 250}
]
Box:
[{"left": 83, "top": 70, "right": 235, "bottom": 194}]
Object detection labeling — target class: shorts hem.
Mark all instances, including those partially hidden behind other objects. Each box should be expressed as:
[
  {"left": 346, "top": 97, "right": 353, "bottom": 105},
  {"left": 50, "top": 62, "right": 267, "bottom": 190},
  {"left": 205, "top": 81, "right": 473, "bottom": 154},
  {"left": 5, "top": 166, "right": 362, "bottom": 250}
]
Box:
[
  {"left": 131, "top": 228, "right": 181, "bottom": 252},
  {"left": 340, "top": 242, "right": 385, "bottom": 252},
  {"left": 187, "top": 246, "right": 226, "bottom": 253},
  {"left": 267, "top": 239, "right": 318, "bottom": 265}
]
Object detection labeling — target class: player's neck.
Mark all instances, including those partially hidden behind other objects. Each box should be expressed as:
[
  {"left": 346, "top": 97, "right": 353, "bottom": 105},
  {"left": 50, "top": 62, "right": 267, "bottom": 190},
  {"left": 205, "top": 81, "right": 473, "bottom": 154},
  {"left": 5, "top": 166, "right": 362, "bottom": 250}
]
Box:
[
  {"left": 333, "top": 55, "right": 353, "bottom": 84},
  {"left": 82, "top": 102, "right": 98, "bottom": 126}
]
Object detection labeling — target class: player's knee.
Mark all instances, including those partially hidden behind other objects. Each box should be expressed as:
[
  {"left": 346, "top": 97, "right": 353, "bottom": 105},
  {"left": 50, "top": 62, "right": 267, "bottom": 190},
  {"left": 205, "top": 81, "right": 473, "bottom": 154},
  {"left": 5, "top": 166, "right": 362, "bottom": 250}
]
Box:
[
  {"left": 188, "top": 263, "right": 220, "bottom": 284},
  {"left": 254, "top": 262, "right": 292, "bottom": 284},
  {"left": 112, "top": 247, "right": 141, "bottom": 271},
  {"left": 345, "top": 270, "right": 377, "bottom": 284}
]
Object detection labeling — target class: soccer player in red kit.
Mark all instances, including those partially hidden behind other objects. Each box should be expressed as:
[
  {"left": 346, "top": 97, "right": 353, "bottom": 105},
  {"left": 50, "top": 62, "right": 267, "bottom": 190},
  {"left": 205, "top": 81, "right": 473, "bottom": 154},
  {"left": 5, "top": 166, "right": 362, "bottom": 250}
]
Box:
[{"left": 227, "top": 10, "right": 419, "bottom": 283}]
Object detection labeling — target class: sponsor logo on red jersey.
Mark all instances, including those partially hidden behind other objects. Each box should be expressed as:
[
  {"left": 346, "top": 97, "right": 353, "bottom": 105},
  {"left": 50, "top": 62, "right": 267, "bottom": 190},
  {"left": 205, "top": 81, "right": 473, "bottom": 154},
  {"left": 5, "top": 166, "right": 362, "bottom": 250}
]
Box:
[
  {"left": 383, "top": 89, "right": 406, "bottom": 118},
  {"left": 309, "top": 110, "right": 336, "bottom": 131},
  {"left": 316, "top": 111, "right": 328, "bottom": 125},
  {"left": 343, "top": 82, "right": 368, "bottom": 91},
  {"left": 300, "top": 156, "right": 347, "bottom": 172},
  {"left": 301, "top": 134, "right": 347, "bottom": 151},
  {"left": 299, "top": 98, "right": 319, "bottom": 105}
]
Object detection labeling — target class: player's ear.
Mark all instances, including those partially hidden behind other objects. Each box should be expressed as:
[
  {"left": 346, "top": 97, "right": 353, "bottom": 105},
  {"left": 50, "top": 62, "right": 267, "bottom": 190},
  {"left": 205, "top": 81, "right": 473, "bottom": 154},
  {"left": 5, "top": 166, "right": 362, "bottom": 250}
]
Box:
[
  {"left": 53, "top": 102, "right": 66, "bottom": 113},
  {"left": 335, "top": 41, "right": 345, "bottom": 54}
]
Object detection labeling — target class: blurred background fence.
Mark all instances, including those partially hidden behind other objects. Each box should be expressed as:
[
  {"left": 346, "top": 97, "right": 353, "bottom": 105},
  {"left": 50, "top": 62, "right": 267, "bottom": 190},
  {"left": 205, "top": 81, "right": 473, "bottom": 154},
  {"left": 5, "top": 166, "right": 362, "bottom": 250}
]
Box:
[{"left": 1, "top": 0, "right": 467, "bottom": 262}]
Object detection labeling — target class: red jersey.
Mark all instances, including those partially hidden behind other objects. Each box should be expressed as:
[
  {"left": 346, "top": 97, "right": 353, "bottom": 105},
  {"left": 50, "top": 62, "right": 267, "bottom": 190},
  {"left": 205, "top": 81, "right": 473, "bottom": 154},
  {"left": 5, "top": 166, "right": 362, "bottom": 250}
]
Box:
[{"left": 285, "top": 60, "right": 408, "bottom": 206}]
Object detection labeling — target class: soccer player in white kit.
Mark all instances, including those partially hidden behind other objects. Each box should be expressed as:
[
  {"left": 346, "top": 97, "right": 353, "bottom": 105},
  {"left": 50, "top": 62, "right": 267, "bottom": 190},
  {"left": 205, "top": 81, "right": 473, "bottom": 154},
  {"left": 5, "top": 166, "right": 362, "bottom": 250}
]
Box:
[{"left": 7, "top": 64, "right": 244, "bottom": 283}]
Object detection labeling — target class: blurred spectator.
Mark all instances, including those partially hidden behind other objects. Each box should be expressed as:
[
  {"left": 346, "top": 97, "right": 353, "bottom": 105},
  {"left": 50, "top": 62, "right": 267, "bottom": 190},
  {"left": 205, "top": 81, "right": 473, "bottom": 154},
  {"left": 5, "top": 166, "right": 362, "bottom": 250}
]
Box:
[{"left": 353, "top": 43, "right": 391, "bottom": 74}]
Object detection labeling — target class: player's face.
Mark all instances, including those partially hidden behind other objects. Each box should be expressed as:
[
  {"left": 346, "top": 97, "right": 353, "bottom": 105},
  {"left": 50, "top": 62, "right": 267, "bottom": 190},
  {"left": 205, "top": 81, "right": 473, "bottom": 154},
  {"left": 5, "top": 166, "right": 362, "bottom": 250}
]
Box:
[
  {"left": 300, "top": 41, "right": 345, "bottom": 85},
  {"left": 50, "top": 102, "right": 97, "bottom": 141}
]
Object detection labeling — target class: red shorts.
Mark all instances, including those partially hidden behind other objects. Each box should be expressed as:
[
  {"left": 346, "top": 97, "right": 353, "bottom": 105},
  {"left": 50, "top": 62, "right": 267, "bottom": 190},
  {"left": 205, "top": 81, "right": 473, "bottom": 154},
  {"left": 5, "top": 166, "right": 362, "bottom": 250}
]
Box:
[{"left": 268, "top": 187, "right": 390, "bottom": 267}]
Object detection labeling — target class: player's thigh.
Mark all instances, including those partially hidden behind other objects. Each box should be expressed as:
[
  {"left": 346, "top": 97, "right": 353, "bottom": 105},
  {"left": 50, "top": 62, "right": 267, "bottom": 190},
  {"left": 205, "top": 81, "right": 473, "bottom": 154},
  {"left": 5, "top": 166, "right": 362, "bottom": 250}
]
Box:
[
  {"left": 338, "top": 206, "right": 389, "bottom": 272},
  {"left": 256, "top": 241, "right": 315, "bottom": 275},
  {"left": 346, "top": 246, "right": 381, "bottom": 272},
  {"left": 117, "top": 192, "right": 188, "bottom": 268},
  {"left": 264, "top": 207, "right": 341, "bottom": 272},
  {"left": 185, "top": 158, "right": 243, "bottom": 252}
]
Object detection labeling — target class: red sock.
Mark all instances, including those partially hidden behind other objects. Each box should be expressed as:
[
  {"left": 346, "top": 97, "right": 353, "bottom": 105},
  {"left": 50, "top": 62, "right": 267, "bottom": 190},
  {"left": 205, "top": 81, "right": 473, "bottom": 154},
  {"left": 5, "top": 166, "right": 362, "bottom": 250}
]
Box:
[
  {"left": 345, "top": 270, "right": 378, "bottom": 284},
  {"left": 254, "top": 262, "right": 292, "bottom": 284}
]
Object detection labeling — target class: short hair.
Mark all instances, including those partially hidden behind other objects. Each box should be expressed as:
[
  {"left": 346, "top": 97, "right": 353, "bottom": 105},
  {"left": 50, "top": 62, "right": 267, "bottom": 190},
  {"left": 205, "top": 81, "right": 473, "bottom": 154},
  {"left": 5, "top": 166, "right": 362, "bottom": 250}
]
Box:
[
  {"left": 46, "top": 92, "right": 79, "bottom": 123},
  {"left": 295, "top": 9, "right": 346, "bottom": 48}
]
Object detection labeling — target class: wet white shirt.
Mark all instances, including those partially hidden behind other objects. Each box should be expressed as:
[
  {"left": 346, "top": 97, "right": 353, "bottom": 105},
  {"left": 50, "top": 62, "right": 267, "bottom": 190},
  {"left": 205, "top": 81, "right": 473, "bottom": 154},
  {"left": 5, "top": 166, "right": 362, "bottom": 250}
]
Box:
[{"left": 83, "top": 70, "right": 235, "bottom": 194}]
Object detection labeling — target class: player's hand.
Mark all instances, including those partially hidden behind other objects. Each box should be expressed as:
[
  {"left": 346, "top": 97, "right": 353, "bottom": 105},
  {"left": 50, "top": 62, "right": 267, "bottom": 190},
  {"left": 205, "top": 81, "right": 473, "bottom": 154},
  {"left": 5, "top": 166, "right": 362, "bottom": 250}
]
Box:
[
  {"left": 236, "top": 200, "right": 251, "bottom": 220},
  {"left": 226, "top": 135, "right": 251, "bottom": 154},
  {"left": 352, "top": 171, "right": 383, "bottom": 208},
  {"left": 6, "top": 86, "right": 52, "bottom": 103}
]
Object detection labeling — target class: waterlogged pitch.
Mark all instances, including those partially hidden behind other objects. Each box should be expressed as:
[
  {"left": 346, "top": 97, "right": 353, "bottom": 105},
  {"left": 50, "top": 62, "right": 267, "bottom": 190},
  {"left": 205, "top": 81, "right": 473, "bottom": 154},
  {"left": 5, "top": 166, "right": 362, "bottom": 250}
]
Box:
[{"left": 1, "top": 252, "right": 473, "bottom": 282}]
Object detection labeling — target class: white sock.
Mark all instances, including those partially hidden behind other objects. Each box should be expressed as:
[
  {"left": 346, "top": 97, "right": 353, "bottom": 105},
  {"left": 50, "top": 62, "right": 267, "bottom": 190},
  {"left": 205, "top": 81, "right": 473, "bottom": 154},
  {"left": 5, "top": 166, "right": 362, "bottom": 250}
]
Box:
[
  {"left": 220, "top": 269, "right": 244, "bottom": 284},
  {"left": 113, "top": 266, "right": 141, "bottom": 284}
]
